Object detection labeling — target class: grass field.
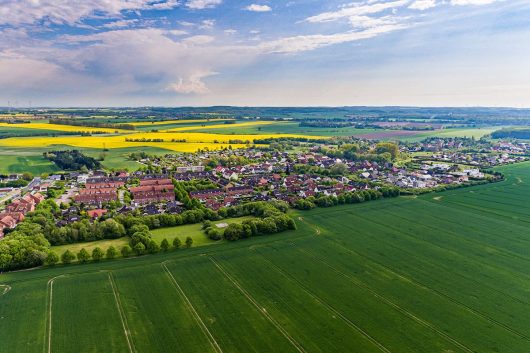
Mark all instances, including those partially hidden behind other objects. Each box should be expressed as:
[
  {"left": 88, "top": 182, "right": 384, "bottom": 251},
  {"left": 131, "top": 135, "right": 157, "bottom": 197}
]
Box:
[
  {"left": 3, "top": 162, "right": 530, "bottom": 352},
  {"left": 0, "top": 148, "right": 60, "bottom": 174},
  {"left": 51, "top": 217, "right": 253, "bottom": 260}
]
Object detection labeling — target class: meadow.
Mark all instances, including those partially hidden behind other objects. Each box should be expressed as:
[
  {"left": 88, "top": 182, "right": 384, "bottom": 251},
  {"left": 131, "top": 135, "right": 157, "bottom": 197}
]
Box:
[{"left": 2, "top": 162, "right": 530, "bottom": 352}]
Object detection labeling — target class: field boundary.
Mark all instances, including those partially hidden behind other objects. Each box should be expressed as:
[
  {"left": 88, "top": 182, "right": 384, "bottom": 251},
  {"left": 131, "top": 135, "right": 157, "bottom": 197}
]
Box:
[
  {"left": 209, "top": 256, "right": 307, "bottom": 353},
  {"left": 162, "top": 262, "right": 223, "bottom": 353},
  {"left": 107, "top": 272, "right": 136, "bottom": 353},
  {"left": 254, "top": 249, "right": 394, "bottom": 353},
  {"left": 44, "top": 275, "right": 64, "bottom": 353}
]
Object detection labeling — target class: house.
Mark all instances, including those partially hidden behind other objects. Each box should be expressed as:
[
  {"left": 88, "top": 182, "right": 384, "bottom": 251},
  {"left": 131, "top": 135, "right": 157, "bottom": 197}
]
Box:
[
  {"left": 87, "top": 209, "right": 108, "bottom": 219},
  {"left": 130, "top": 180, "right": 175, "bottom": 205},
  {"left": 74, "top": 188, "right": 118, "bottom": 204}
]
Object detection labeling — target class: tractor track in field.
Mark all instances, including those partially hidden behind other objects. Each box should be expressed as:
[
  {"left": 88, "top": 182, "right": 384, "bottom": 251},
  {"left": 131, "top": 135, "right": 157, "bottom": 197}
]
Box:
[
  {"left": 107, "top": 272, "right": 136, "bottom": 353},
  {"left": 0, "top": 284, "right": 11, "bottom": 296},
  {"left": 293, "top": 247, "right": 475, "bottom": 353},
  {"left": 209, "top": 256, "right": 307, "bottom": 353},
  {"left": 253, "top": 250, "right": 394, "bottom": 353},
  {"left": 44, "top": 275, "right": 65, "bottom": 353},
  {"left": 162, "top": 262, "right": 223, "bottom": 353},
  {"left": 297, "top": 217, "right": 320, "bottom": 235}
]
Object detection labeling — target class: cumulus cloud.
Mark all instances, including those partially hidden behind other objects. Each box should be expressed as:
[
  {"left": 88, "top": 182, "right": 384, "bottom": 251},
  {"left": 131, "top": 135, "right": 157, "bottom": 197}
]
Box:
[
  {"left": 186, "top": 0, "right": 222, "bottom": 9},
  {"left": 409, "top": 0, "right": 438, "bottom": 10},
  {"left": 0, "top": 0, "right": 179, "bottom": 26},
  {"left": 245, "top": 4, "right": 272, "bottom": 12},
  {"left": 165, "top": 72, "right": 216, "bottom": 94}
]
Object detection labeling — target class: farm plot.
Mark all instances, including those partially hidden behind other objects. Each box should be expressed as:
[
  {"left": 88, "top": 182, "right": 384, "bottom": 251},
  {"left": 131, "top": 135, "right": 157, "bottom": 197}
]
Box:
[
  {"left": 164, "top": 257, "right": 300, "bottom": 353},
  {"left": 0, "top": 278, "right": 47, "bottom": 353},
  {"left": 49, "top": 272, "right": 131, "bottom": 353},
  {"left": 111, "top": 264, "right": 216, "bottom": 353},
  {"left": 3, "top": 163, "right": 530, "bottom": 352},
  {"left": 212, "top": 251, "right": 386, "bottom": 353}
]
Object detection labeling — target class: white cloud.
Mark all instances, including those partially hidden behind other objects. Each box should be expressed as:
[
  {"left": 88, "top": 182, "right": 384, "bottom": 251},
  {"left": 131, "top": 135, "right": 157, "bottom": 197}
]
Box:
[
  {"left": 306, "top": 0, "right": 409, "bottom": 23},
  {"left": 260, "top": 23, "right": 408, "bottom": 54},
  {"left": 451, "top": 0, "right": 497, "bottom": 5},
  {"left": 165, "top": 72, "right": 215, "bottom": 94},
  {"left": 0, "top": 0, "right": 180, "bottom": 26},
  {"left": 245, "top": 4, "right": 272, "bottom": 12},
  {"left": 182, "top": 35, "right": 215, "bottom": 45},
  {"left": 348, "top": 15, "right": 399, "bottom": 29},
  {"left": 103, "top": 19, "right": 139, "bottom": 29},
  {"left": 200, "top": 19, "right": 216, "bottom": 29},
  {"left": 409, "top": 0, "right": 438, "bottom": 10},
  {"left": 186, "top": 0, "right": 222, "bottom": 9}
]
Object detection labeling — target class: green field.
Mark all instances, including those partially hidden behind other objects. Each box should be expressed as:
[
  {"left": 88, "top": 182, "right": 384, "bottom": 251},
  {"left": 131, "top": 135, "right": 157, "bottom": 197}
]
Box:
[
  {"left": 51, "top": 217, "right": 253, "bottom": 260},
  {"left": 3, "top": 163, "right": 530, "bottom": 352},
  {"left": 0, "top": 145, "right": 172, "bottom": 174},
  {"left": 0, "top": 149, "right": 60, "bottom": 174}
]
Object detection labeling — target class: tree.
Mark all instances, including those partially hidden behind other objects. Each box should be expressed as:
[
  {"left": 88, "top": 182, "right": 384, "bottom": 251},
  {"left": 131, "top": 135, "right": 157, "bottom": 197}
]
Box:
[
  {"left": 185, "top": 236, "right": 193, "bottom": 248},
  {"left": 22, "top": 172, "right": 33, "bottom": 181},
  {"left": 173, "top": 237, "right": 182, "bottom": 249},
  {"left": 147, "top": 240, "right": 160, "bottom": 254},
  {"left": 77, "top": 248, "right": 90, "bottom": 263},
  {"left": 330, "top": 163, "right": 348, "bottom": 176},
  {"left": 160, "top": 238, "right": 170, "bottom": 252},
  {"left": 121, "top": 245, "right": 132, "bottom": 258},
  {"left": 375, "top": 142, "right": 399, "bottom": 160},
  {"left": 134, "top": 242, "right": 145, "bottom": 256},
  {"left": 106, "top": 246, "right": 117, "bottom": 259},
  {"left": 61, "top": 250, "right": 75, "bottom": 264},
  {"left": 92, "top": 247, "right": 104, "bottom": 261},
  {"left": 45, "top": 251, "right": 59, "bottom": 266}
]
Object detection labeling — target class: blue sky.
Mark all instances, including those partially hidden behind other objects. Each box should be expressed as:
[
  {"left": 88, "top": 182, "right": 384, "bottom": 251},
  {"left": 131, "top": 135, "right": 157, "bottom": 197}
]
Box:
[{"left": 1, "top": 0, "right": 529, "bottom": 107}]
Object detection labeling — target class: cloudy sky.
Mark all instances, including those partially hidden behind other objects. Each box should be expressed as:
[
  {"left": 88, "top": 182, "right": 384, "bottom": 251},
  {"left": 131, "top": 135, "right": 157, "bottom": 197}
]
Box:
[{"left": 0, "top": 0, "right": 529, "bottom": 107}]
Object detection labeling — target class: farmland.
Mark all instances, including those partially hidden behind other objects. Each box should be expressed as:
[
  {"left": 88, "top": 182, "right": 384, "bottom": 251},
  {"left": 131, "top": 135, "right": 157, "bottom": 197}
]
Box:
[{"left": 2, "top": 162, "right": 530, "bottom": 352}]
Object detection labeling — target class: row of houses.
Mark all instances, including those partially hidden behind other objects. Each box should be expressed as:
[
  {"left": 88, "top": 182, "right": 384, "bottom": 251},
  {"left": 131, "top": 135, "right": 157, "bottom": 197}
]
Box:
[
  {"left": 0, "top": 193, "right": 45, "bottom": 238},
  {"left": 74, "top": 176, "right": 175, "bottom": 206}
]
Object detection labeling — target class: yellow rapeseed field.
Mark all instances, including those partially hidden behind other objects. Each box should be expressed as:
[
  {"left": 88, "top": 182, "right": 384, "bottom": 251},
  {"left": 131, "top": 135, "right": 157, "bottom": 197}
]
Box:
[
  {"left": 0, "top": 122, "right": 131, "bottom": 134},
  {"left": 130, "top": 118, "right": 234, "bottom": 126},
  {"left": 0, "top": 131, "right": 325, "bottom": 152},
  {"left": 161, "top": 121, "right": 275, "bottom": 132}
]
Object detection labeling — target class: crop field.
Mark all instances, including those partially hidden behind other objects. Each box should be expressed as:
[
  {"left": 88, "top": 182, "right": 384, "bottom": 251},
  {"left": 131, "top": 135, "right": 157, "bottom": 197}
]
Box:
[
  {"left": 0, "top": 122, "right": 131, "bottom": 134},
  {"left": 2, "top": 162, "right": 530, "bottom": 353},
  {"left": 0, "top": 131, "right": 323, "bottom": 153},
  {"left": 0, "top": 148, "right": 60, "bottom": 174}
]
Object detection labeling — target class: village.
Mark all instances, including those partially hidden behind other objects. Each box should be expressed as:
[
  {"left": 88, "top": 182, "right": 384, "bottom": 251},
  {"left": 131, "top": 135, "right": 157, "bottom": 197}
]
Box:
[{"left": 0, "top": 136, "right": 526, "bottom": 238}]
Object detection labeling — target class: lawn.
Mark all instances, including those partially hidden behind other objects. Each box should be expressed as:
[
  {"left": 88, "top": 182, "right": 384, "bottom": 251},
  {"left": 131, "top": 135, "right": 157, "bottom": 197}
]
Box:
[{"left": 3, "top": 162, "right": 530, "bottom": 352}]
